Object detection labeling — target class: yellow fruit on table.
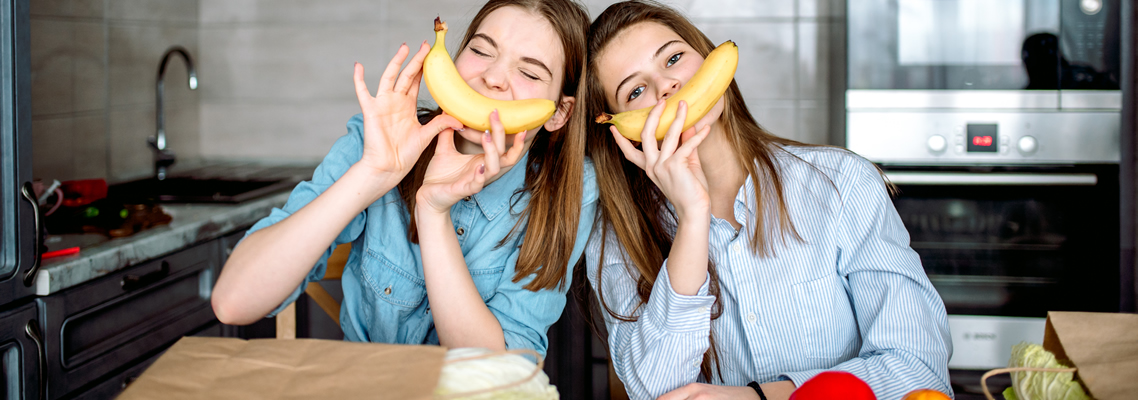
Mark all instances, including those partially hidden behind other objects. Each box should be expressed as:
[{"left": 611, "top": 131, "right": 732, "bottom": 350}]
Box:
[
  {"left": 901, "top": 389, "right": 951, "bottom": 400},
  {"left": 595, "top": 40, "right": 738, "bottom": 142},
  {"left": 423, "top": 18, "right": 556, "bottom": 134}
]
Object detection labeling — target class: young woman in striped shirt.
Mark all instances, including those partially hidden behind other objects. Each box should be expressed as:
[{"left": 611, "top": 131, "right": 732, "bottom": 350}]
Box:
[{"left": 582, "top": 2, "right": 953, "bottom": 399}]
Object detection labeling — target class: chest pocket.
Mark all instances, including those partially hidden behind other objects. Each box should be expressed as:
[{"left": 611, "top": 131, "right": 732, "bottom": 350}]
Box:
[
  {"left": 362, "top": 251, "right": 426, "bottom": 310},
  {"left": 467, "top": 264, "right": 505, "bottom": 302},
  {"left": 793, "top": 274, "right": 859, "bottom": 360}
]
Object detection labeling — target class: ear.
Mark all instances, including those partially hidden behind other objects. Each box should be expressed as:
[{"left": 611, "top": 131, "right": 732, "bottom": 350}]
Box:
[{"left": 543, "top": 96, "right": 575, "bottom": 132}]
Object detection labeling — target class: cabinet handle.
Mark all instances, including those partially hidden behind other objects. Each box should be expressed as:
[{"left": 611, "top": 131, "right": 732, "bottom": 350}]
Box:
[
  {"left": 121, "top": 262, "right": 170, "bottom": 291},
  {"left": 20, "top": 183, "right": 41, "bottom": 287},
  {"left": 25, "top": 320, "right": 45, "bottom": 400}
]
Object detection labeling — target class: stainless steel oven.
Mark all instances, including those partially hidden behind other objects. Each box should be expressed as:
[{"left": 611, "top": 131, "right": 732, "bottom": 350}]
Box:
[{"left": 846, "top": 0, "right": 1124, "bottom": 397}]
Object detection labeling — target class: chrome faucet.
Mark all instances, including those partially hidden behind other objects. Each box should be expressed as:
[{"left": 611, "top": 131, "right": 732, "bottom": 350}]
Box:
[{"left": 150, "top": 46, "right": 198, "bottom": 180}]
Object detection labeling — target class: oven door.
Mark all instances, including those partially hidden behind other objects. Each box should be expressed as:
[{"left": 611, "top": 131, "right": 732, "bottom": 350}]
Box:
[{"left": 886, "top": 165, "right": 1119, "bottom": 370}]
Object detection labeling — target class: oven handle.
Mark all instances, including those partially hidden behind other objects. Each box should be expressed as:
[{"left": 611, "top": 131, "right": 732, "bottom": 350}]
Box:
[{"left": 884, "top": 172, "right": 1098, "bottom": 186}]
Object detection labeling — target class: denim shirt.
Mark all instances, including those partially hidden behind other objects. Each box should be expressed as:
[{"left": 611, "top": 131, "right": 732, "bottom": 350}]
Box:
[{"left": 244, "top": 114, "right": 598, "bottom": 354}]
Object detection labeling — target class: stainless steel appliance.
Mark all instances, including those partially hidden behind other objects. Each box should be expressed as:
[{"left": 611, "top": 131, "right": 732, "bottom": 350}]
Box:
[{"left": 847, "top": 0, "right": 1125, "bottom": 396}]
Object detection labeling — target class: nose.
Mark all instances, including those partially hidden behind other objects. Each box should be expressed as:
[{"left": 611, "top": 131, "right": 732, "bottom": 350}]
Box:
[
  {"left": 657, "top": 76, "right": 681, "bottom": 100},
  {"left": 482, "top": 60, "right": 510, "bottom": 93}
]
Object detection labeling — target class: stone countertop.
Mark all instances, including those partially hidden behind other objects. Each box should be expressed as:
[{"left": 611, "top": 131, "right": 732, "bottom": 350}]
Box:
[{"left": 34, "top": 190, "right": 291, "bottom": 296}]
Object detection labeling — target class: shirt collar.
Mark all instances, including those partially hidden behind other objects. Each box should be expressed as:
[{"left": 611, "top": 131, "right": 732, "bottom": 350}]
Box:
[{"left": 472, "top": 152, "right": 529, "bottom": 221}]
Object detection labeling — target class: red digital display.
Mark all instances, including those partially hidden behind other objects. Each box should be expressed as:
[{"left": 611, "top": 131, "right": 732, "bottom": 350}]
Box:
[{"left": 966, "top": 124, "right": 998, "bottom": 153}]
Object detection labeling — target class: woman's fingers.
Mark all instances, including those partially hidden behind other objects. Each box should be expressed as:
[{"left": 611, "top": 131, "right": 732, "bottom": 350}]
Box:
[
  {"left": 394, "top": 41, "right": 430, "bottom": 94},
  {"left": 408, "top": 69, "right": 424, "bottom": 100},
  {"left": 611, "top": 126, "right": 646, "bottom": 169},
  {"left": 501, "top": 129, "right": 528, "bottom": 166},
  {"left": 420, "top": 114, "right": 464, "bottom": 142},
  {"left": 489, "top": 110, "right": 507, "bottom": 155},
  {"left": 481, "top": 130, "right": 501, "bottom": 177},
  {"left": 379, "top": 43, "right": 411, "bottom": 93},
  {"left": 673, "top": 124, "right": 710, "bottom": 162},
  {"left": 434, "top": 125, "right": 458, "bottom": 155},
  {"left": 464, "top": 162, "right": 487, "bottom": 195},
  {"left": 352, "top": 63, "right": 372, "bottom": 105},
  {"left": 659, "top": 100, "right": 688, "bottom": 158},
  {"left": 641, "top": 99, "right": 666, "bottom": 165}
]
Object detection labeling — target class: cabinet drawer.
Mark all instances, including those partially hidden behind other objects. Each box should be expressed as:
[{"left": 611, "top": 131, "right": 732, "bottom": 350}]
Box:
[
  {"left": 0, "top": 302, "right": 41, "bottom": 400},
  {"left": 37, "top": 241, "right": 220, "bottom": 400}
]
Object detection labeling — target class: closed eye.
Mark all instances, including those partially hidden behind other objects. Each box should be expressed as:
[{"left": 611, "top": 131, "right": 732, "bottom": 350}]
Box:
[
  {"left": 471, "top": 47, "right": 490, "bottom": 57},
  {"left": 520, "top": 70, "right": 540, "bottom": 80}
]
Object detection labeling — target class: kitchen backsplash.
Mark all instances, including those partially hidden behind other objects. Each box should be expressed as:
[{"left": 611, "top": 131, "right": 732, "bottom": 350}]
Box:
[
  {"left": 31, "top": 0, "right": 844, "bottom": 180},
  {"left": 30, "top": 0, "right": 202, "bottom": 183}
]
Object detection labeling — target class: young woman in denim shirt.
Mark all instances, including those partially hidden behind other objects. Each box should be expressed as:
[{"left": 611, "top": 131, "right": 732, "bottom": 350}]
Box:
[{"left": 212, "top": 0, "right": 596, "bottom": 355}]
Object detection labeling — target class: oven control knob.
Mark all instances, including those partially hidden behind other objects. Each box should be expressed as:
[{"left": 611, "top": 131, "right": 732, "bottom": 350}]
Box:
[
  {"left": 1017, "top": 135, "right": 1038, "bottom": 154},
  {"left": 927, "top": 135, "right": 947, "bottom": 153}
]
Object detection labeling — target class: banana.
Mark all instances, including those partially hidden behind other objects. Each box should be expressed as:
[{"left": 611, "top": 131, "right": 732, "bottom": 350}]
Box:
[
  {"left": 596, "top": 40, "right": 738, "bottom": 142},
  {"left": 423, "top": 18, "right": 556, "bottom": 134}
]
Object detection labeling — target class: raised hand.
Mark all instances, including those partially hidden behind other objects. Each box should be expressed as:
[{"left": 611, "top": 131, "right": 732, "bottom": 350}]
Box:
[
  {"left": 416, "top": 110, "right": 528, "bottom": 215},
  {"left": 612, "top": 99, "right": 712, "bottom": 219},
  {"left": 353, "top": 42, "right": 463, "bottom": 178}
]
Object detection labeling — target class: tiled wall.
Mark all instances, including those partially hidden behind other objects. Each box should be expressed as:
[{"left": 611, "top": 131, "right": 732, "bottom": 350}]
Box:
[
  {"left": 30, "top": 0, "right": 201, "bottom": 183},
  {"left": 198, "top": 0, "right": 846, "bottom": 160}
]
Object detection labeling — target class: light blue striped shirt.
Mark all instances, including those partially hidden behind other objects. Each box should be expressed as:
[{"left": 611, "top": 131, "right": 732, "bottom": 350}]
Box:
[{"left": 586, "top": 145, "right": 953, "bottom": 400}]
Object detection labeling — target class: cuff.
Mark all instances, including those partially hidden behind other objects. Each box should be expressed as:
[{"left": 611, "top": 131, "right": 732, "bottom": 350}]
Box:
[
  {"left": 779, "top": 368, "right": 827, "bottom": 389},
  {"left": 644, "top": 261, "right": 716, "bottom": 333}
]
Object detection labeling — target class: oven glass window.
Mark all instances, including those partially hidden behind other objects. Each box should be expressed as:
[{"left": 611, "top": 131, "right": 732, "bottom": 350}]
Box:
[
  {"left": 892, "top": 172, "right": 1119, "bottom": 317},
  {"left": 849, "top": 0, "right": 1120, "bottom": 90}
]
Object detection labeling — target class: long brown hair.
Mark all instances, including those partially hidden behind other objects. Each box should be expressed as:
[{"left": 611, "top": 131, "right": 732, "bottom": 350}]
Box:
[
  {"left": 585, "top": 0, "right": 824, "bottom": 382},
  {"left": 398, "top": 0, "right": 590, "bottom": 291}
]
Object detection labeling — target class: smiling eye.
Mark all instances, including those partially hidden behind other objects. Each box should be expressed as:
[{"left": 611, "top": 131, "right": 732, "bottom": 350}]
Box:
[
  {"left": 521, "top": 70, "right": 540, "bottom": 81},
  {"left": 627, "top": 86, "right": 644, "bottom": 102},
  {"left": 667, "top": 52, "right": 682, "bottom": 67},
  {"left": 471, "top": 48, "right": 489, "bottom": 57}
]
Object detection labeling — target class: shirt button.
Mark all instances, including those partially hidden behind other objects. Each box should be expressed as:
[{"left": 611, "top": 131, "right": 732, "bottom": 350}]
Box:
[
  {"left": 463, "top": 196, "right": 471, "bottom": 202},
  {"left": 732, "top": 243, "right": 742, "bottom": 253},
  {"left": 456, "top": 227, "right": 465, "bottom": 235},
  {"left": 384, "top": 286, "right": 392, "bottom": 295},
  {"left": 747, "top": 313, "right": 757, "bottom": 322},
  {"left": 697, "top": 306, "right": 707, "bottom": 313}
]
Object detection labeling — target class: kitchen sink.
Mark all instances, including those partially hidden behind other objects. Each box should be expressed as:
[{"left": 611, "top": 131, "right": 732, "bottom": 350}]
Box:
[{"left": 108, "top": 177, "right": 298, "bottom": 204}]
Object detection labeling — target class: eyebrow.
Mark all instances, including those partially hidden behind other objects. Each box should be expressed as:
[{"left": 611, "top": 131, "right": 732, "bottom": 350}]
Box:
[
  {"left": 613, "top": 40, "right": 683, "bottom": 104},
  {"left": 472, "top": 33, "right": 497, "bottom": 49},
  {"left": 472, "top": 33, "right": 553, "bottom": 79}
]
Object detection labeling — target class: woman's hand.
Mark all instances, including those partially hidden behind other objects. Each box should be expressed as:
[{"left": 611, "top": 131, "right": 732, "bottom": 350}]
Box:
[
  {"left": 353, "top": 42, "right": 463, "bottom": 178},
  {"left": 612, "top": 99, "right": 712, "bottom": 220},
  {"left": 416, "top": 110, "right": 527, "bottom": 215},
  {"left": 657, "top": 383, "right": 761, "bottom": 400}
]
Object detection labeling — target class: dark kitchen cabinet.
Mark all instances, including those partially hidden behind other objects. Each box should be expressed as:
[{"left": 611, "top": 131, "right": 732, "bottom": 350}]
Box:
[
  {"left": 1, "top": 0, "right": 39, "bottom": 307},
  {"left": 35, "top": 240, "right": 222, "bottom": 400},
  {"left": 0, "top": 301, "right": 41, "bottom": 400}
]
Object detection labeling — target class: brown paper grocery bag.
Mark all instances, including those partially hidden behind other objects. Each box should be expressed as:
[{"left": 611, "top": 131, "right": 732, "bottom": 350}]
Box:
[
  {"left": 118, "top": 336, "right": 447, "bottom": 400},
  {"left": 1042, "top": 312, "right": 1138, "bottom": 400}
]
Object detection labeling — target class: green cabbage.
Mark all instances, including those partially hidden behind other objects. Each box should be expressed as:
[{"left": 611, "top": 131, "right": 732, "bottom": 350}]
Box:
[{"left": 1003, "top": 342, "right": 1090, "bottom": 400}]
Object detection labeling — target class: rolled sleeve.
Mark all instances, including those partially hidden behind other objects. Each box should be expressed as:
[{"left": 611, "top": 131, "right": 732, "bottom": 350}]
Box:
[
  {"left": 645, "top": 265, "right": 715, "bottom": 333},
  {"left": 242, "top": 114, "right": 370, "bottom": 317}
]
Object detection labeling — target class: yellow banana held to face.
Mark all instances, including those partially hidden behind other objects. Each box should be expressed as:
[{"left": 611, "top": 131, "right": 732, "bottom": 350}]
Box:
[
  {"left": 596, "top": 40, "right": 739, "bottom": 142},
  {"left": 423, "top": 18, "right": 556, "bottom": 134}
]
